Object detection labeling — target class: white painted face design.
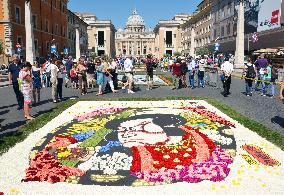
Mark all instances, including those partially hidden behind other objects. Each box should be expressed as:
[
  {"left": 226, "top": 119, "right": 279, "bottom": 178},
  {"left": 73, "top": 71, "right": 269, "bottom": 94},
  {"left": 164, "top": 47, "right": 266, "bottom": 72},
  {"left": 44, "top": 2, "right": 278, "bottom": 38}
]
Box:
[{"left": 117, "top": 118, "right": 168, "bottom": 147}]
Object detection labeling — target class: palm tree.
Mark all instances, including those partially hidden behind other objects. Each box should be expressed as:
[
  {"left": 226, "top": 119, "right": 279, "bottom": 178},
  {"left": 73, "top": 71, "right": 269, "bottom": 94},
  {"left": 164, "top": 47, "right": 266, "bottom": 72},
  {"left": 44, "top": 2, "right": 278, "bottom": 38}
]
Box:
[{"left": 25, "top": 0, "right": 35, "bottom": 62}]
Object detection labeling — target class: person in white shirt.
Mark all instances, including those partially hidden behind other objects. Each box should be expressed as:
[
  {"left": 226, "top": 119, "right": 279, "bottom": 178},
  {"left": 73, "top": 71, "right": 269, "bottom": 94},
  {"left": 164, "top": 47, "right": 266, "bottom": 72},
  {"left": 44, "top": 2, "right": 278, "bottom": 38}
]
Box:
[
  {"left": 221, "top": 57, "right": 234, "bottom": 97},
  {"left": 187, "top": 58, "right": 196, "bottom": 88},
  {"left": 50, "top": 59, "right": 59, "bottom": 103},
  {"left": 124, "top": 57, "right": 135, "bottom": 94},
  {"left": 110, "top": 59, "right": 118, "bottom": 90},
  {"left": 44, "top": 60, "right": 51, "bottom": 87},
  {"left": 57, "top": 61, "right": 65, "bottom": 101}
]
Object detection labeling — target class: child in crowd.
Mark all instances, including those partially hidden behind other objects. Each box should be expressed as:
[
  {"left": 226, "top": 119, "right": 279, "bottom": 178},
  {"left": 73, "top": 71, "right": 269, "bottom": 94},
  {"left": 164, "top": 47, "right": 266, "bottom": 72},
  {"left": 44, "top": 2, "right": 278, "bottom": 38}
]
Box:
[{"left": 70, "top": 65, "right": 78, "bottom": 89}]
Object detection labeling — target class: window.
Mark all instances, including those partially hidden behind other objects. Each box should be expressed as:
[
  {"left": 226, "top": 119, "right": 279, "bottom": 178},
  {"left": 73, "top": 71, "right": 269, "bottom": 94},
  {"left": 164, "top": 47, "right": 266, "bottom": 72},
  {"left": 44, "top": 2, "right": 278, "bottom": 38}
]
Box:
[
  {"left": 55, "top": 24, "right": 58, "bottom": 35},
  {"left": 214, "top": 29, "right": 217, "bottom": 40},
  {"left": 34, "top": 40, "right": 38, "bottom": 53},
  {"left": 227, "top": 23, "right": 231, "bottom": 35},
  {"left": 98, "top": 31, "right": 105, "bottom": 46},
  {"left": 233, "top": 23, "right": 237, "bottom": 34},
  {"left": 15, "top": 7, "right": 21, "bottom": 24},
  {"left": 166, "top": 31, "right": 172, "bottom": 45},
  {"left": 32, "top": 15, "right": 37, "bottom": 29},
  {"left": 17, "top": 36, "right": 22, "bottom": 46},
  {"left": 62, "top": 26, "right": 65, "bottom": 37},
  {"left": 62, "top": 4, "right": 66, "bottom": 13},
  {"left": 46, "top": 42, "right": 50, "bottom": 52},
  {"left": 221, "top": 26, "right": 224, "bottom": 37},
  {"left": 45, "top": 20, "right": 49, "bottom": 32},
  {"left": 228, "top": 3, "right": 232, "bottom": 15}
]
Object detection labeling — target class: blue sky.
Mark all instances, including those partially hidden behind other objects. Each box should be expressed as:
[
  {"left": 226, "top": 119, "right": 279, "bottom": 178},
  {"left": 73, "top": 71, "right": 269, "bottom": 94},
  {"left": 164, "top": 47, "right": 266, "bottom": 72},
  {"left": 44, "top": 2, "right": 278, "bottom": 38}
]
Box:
[{"left": 68, "top": 0, "right": 201, "bottom": 29}]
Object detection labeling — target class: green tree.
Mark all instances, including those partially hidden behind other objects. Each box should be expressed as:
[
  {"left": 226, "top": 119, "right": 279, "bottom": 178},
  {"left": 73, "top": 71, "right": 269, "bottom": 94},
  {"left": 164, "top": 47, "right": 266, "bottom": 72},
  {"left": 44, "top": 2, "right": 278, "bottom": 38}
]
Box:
[
  {"left": 196, "top": 47, "right": 210, "bottom": 56},
  {"left": 173, "top": 51, "right": 182, "bottom": 57}
]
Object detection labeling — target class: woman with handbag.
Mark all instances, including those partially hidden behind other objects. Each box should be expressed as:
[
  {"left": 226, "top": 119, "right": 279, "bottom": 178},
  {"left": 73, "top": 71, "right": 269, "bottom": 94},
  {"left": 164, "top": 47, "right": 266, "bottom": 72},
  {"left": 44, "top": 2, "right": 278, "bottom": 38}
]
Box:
[
  {"left": 19, "top": 62, "right": 34, "bottom": 120},
  {"left": 197, "top": 59, "right": 206, "bottom": 88},
  {"left": 32, "top": 61, "right": 42, "bottom": 104},
  {"left": 95, "top": 59, "right": 104, "bottom": 96}
]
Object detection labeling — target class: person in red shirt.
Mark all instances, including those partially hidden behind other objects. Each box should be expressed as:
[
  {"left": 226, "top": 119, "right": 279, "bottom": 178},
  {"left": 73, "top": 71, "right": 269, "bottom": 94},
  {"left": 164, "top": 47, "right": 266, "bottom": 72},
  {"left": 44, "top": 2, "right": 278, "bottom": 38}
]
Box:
[
  {"left": 171, "top": 58, "right": 182, "bottom": 90},
  {"left": 70, "top": 65, "right": 78, "bottom": 89}
]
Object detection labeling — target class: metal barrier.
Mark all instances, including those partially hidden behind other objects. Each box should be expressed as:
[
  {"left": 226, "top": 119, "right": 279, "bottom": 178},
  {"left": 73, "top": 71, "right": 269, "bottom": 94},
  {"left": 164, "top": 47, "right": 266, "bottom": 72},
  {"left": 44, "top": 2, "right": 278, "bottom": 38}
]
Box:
[{"left": 204, "top": 66, "right": 219, "bottom": 87}]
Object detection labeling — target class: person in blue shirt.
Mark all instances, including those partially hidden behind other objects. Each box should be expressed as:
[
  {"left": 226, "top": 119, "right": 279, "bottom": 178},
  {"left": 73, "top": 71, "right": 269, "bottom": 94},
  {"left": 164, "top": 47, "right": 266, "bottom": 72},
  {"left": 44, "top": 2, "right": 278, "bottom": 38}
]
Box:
[
  {"left": 64, "top": 56, "right": 73, "bottom": 88},
  {"left": 187, "top": 58, "right": 196, "bottom": 89},
  {"left": 8, "top": 54, "right": 24, "bottom": 110}
]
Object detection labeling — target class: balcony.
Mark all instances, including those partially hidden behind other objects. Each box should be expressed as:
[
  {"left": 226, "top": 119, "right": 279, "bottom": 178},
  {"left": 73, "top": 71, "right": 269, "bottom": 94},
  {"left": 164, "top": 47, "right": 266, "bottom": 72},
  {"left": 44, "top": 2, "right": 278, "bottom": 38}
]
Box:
[
  {"left": 97, "top": 45, "right": 106, "bottom": 51},
  {"left": 165, "top": 44, "right": 174, "bottom": 48}
]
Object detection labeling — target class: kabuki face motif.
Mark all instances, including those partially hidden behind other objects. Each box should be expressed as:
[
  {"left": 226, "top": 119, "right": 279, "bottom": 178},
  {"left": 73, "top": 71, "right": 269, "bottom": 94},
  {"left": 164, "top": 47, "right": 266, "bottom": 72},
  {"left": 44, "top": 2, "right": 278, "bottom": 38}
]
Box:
[
  {"left": 24, "top": 103, "right": 237, "bottom": 186},
  {"left": 117, "top": 118, "right": 169, "bottom": 147}
]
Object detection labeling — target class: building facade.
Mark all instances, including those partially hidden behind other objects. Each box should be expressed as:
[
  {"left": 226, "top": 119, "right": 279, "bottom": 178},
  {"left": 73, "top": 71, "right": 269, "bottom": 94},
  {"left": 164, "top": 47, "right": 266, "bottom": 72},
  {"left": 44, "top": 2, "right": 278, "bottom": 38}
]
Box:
[
  {"left": 67, "top": 10, "right": 88, "bottom": 58},
  {"left": 115, "top": 9, "right": 155, "bottom": 57},
  {"left": 210, "top": 0, "right": 284, "bottom": 53},
  {"left": 0, "top": 0, "right": 69, "bottom": 62},
  {"left": 210, "top": 0, "right": 237, "bottom": 53},
  {"left": 78, "top": 13, "right": 116, "bottom": 58},
  {"left": 154, "top": 13, "right": 190, "bottom": 58},
  {"left": 182, "top": 0, "right": 211, "bottom": 57}
]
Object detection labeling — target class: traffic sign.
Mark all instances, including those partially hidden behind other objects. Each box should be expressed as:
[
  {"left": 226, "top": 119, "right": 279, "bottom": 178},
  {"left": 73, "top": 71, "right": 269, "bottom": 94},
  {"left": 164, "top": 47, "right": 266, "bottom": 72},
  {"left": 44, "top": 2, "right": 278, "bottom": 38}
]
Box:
[
  {"left": 51, "top": 45, "right": 57, "bottom": 54},
  {"left": 252, "top": 33, "right": 258, "bottom": 43},
  {"left": 16, "top": 47, "right": 22, "bottom": 54},
  {"left": 214, "top": 43, "right": 220, "bottom": 51},
  {"left": 15, "top": 43, "right": 21, "bottom": 48},
  {"left": 63, "top": 48, "right": 69, "bottom": 55}
]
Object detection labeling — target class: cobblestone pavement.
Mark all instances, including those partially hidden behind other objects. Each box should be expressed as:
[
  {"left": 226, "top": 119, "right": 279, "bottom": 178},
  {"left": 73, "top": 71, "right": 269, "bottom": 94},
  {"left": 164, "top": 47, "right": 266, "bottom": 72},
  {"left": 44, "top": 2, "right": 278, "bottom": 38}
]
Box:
[{"left": 0, "top": 76, "right": 283, "bottom": 136}]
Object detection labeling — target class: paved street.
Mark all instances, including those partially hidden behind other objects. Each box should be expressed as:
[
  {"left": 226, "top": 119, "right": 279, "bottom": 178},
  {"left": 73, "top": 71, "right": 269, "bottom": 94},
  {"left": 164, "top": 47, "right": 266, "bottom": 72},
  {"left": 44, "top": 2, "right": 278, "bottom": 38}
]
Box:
[{"left": 0, "top": 76, "right": 283, "bottom": 136}]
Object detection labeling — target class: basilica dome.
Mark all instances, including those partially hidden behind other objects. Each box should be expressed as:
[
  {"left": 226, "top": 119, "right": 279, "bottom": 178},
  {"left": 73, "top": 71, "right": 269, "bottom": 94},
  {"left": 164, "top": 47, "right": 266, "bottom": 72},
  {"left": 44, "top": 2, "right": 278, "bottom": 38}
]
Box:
[{"left": 126, "top": 9, "right": 145, "bottom": 26}]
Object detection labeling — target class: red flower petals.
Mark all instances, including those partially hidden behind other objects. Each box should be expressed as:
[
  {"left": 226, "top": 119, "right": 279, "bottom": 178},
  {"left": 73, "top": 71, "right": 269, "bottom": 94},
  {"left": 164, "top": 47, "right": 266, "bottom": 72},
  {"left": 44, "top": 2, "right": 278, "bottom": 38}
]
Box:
[
  {"left": 183, "top": 107, "right": 236, "bottom": 127},
  {"left": 48, "top": 135, "right": 77, "bottom": 148},
  {"left": 23, "top": 149, "right": 84, "bottom": 183}
]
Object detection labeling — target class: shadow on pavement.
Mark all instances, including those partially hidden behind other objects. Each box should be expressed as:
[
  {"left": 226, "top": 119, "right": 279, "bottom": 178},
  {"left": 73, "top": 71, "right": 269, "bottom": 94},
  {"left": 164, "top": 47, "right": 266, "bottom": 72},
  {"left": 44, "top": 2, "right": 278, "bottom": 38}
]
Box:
[
  {"left": 0, "top": 110, "right": 9, "bottom": 115},
  {"left": 271, "top": 116, "right": 284, "bottom": 128},
  {"left": 0, "top": 130, "right": 24, "bottom": 140},
  {"left": 1, "top": 120, "right": 26, "bottom": 132},
  {"left": 34, "top": 99, "right": 53, "bottom": 107},
  {"left": 0, "top": 104, "right": 17, "bottom": 110}
]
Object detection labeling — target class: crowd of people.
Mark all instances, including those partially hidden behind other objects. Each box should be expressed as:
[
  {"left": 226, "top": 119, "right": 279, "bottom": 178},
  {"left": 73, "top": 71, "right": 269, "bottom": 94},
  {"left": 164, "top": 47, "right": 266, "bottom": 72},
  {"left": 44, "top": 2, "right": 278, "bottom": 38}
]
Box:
[
  {"left": 5, "top": 52, "right": 284, "bottom": 122},
  {"left": 241, "top": 54, "right": 282, "bottom": 98}
]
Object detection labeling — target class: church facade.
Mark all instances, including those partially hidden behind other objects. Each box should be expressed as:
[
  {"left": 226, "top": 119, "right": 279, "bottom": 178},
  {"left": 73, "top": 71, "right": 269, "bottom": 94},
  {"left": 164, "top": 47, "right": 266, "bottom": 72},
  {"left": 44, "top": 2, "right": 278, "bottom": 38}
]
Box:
[
  {"left": 115, "top": 9, "right": 156, "bottom": 57},
  {"left": 79, "top": 8, "right": 188, "bottom": 58}
]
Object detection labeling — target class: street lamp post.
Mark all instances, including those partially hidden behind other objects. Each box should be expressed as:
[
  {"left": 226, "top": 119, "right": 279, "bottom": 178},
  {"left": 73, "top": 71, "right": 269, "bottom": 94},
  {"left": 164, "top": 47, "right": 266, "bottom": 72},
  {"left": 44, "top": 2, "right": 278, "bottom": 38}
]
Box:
[{"left": 25, "top": 0, "right": 35, "bottom": 62}]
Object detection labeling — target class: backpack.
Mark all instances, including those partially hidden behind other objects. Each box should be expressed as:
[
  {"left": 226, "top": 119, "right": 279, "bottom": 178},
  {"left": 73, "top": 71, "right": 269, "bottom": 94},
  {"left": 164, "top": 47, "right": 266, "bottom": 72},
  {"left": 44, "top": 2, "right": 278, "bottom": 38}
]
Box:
[
  {"left": 122, "top": 75, "right": 127, "bottom": 83},
  {"left": 272, "top": 66, "right": 278, "bottom": 79},
  {"left": 181, "top": 62, "right": 188, "bottom": 74},
  {"left": 246, "top": 65, "right": 256, "bottom": 78}
]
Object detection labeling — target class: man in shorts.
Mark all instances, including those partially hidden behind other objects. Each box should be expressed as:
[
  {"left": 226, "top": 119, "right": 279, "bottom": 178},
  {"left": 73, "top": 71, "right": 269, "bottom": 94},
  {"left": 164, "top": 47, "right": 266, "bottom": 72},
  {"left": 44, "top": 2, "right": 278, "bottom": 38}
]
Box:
[{"left": 124, "top": 57, "right": 135, "bottom": 94}]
